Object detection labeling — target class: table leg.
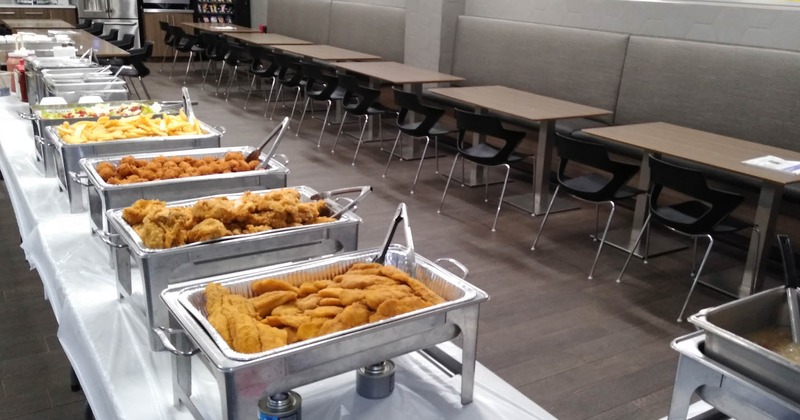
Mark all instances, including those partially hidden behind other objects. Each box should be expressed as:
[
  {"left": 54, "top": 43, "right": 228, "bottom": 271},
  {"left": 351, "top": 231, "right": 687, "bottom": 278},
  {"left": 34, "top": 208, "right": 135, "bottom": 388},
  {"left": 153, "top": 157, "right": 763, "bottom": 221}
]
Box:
[{"left": 742, "top": 182, "right": 783, "bottom": 296}]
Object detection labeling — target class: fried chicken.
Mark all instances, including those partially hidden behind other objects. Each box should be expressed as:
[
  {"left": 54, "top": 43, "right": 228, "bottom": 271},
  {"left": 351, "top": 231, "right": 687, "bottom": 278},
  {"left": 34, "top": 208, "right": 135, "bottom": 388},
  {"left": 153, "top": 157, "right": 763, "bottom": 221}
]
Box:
[{"left": 186, "top": 218, "right": 228, "bottom": 243}]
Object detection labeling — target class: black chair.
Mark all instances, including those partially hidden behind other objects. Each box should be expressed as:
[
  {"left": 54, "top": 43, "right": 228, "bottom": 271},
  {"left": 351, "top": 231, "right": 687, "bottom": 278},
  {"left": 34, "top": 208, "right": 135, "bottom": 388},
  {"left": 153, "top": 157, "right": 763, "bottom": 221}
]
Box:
[
  {"left": 98, "top": 29, "right": 119, "bottom": 42},
  {"left": 295, "top": 62, "right": 346, "bottom": 147},
  {"left": 158, "top": 21, "right": 176, "bottom": 72},
  {"left": 331, "top": 73, "right": 395, "bottom": 165},
  {"left": 168, "top": 26, "right": 202, "bottom": 84},
  {"left": 617, "top": 155, "right": 761, "bottom": 322},
  {"left": 267, "top": 52, "right": 304, "bottom": 120},
  {"left": 200, "top": 33, "right": 226, "bottom": 90},
  {"left": 383, "top": 88, "right": 455, "bottom": 194},
  {"left": 438, "top": 109, "right": 530, "bottom": 232},
  {"left": 86, "top": 21, "right": 104, "bottom": 36},
  {"left": 113, "top": 42, "right": 154, "bottom": 100},
  {"left": 74, "top": 19, "right": 92, "bottom": 30},
  {"left": 532, "top": 134, "right": 644, "bottom": 279},
  {"left": 219, "top": 42, "right": 253, "bottom": 101},
  {"left": 243, "top": 46, "right": 278, "bottom": 110},
  {"left": 110, "top": 34, "right": 135, "bottom": 50}
]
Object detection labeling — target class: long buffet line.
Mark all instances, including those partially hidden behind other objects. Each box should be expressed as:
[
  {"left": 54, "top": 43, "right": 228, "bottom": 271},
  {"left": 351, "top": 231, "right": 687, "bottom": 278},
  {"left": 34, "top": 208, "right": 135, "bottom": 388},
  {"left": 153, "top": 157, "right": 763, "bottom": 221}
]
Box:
[{"left": 0, "top": 55, "right": 559, "bottom": 419}]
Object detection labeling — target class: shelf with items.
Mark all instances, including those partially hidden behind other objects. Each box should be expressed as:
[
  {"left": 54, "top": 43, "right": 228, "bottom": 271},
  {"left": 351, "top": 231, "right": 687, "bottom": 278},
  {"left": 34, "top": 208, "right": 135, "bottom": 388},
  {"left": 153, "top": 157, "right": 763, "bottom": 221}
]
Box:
[{"left": 196, "top": 3, "right": 234, "bottom": 13}]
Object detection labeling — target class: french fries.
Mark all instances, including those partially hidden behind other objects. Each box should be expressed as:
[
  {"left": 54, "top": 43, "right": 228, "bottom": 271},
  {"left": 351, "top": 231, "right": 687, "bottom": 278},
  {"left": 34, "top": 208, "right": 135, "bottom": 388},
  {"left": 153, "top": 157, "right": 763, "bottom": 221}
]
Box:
[{"left": 55, "top": 110, "right": 205, "bottom": 144}]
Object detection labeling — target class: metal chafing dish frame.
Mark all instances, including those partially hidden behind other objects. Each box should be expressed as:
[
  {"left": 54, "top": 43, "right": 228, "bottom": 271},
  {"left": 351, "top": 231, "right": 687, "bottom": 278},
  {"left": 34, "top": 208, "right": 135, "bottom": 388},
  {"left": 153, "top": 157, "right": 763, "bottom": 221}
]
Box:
[
  {"left": 24, "top": 57, "right": 97, "bottom": 106},
  {"left": 688, "top": 286, "right": 800, "bottom": 403},
  {"left": 43, "top": 123, "right": 223, "bottom": 213},
  {"left": 80, "top": 146, "right": 289, "bottom": 235},
  {"left": 104, "top": 186, "right": 369, "bottom": 351},
  {"left": 668, "top": 332, "right": 800, "bottom": 420},
  {"left": 159, "top": 242, "right": 487, "bottom": 420}
]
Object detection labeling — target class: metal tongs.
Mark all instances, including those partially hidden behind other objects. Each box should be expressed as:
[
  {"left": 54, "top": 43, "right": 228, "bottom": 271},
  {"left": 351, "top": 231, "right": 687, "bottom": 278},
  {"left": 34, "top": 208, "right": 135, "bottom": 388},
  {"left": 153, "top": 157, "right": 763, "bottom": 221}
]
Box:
[
  {"left": 310, "top": 185, "right": 372, "bottom": 219},
  {"left": 181, "top": 87, "right": 195, "bottom": 125},
  {"left": 778, "top": 234, "right": 800, "bottom": 343},
  {"left": 246, "top": 117, "right": 289, "bottom": 169},
  {"left": 372, "top": 203, "right": 415, "bottom": 273}
]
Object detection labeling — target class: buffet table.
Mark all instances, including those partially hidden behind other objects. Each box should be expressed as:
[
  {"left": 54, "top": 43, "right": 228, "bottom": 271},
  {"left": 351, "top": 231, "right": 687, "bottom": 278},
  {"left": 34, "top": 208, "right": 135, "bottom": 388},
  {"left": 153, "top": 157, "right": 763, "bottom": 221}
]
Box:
[{"left": 0, "top": 95, "right": 556, "bottom": 420}]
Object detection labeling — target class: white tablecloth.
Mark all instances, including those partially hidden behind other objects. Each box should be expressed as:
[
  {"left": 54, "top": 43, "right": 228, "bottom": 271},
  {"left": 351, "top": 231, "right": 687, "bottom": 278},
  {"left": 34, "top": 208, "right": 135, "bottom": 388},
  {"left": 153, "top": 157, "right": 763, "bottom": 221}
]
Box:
[{"left": 0, "top": 96, "right": 557, "bottom": 420}]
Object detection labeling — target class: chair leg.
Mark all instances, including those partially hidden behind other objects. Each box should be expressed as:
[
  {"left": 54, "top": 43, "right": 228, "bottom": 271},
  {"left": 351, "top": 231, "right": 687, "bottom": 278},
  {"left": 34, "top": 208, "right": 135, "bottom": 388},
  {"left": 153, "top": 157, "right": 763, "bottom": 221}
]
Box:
[
  {"left": 138, "top": 77, "right": 151, "bottom": 100},
  {"left": 183, "top": 51, "right": 193, "bottom": 84},
  {"left": 331, "top": 111, "right": 348, "bottom": 154},
  {"left": 691, "top": 237, "right": 698, "bottom": 277},
  {"left": 491, "top": 163, "right": 512, "bottom": 232},
  {"left": 382, "top": 131, "right": 403, "bottom": 178},
  {"left": 244, "top": 74, "right": 257, "bottom": 110},
  {"left": 225, "top": 65, "right": 238, "bottom": 101},
  {"left": 588, "top": 201, "right": 616, "bottom": 280},
  {"left": 438, "top": 154, "right": 461, "bottom": 214},
  {"left": 215, "top": 61, "right": 227, "bottom": 95},
  {"left": 296, "top": 97, "right": 311, "bottom": 136},
  {"left": 617, "top": 214, "right": 652, "bottom": 283},
  {"left": 434, "top": 136, "right": 440, "bottom": 174},
  {"left": 677, "top": 234, "right": 714, "bottom": 322},
  {"left": 201, "top": 59, "right": 213, "bottom": 90},
  {"left": 288, "top": 88, "right": 301, "bottom": 123},
  {"left": 351, "top": 115, "right": 369, "bottom": 166},
  {"left": 169, "top": 49, "right": 179, "bottom": 79},
  {"left": 531, "top": 185, "right": 560, "bottom": 251},
  {"left": 269, "top": 85, "right": 284, "bottom": 119},
  {"left": 593, "top": 205, "right": 601, "bottom": 241},
  {"left": 160, "top": 46, "right": 172, "bottom": 72},
  {"left": 410, "top": 136, "right": 430, "bottom": 194},
  {"left": 316, "top": 100, "right": 332, "bottom": 148},
  {"left": 264, "top": 78, "right": 277, "bottom": 118}
]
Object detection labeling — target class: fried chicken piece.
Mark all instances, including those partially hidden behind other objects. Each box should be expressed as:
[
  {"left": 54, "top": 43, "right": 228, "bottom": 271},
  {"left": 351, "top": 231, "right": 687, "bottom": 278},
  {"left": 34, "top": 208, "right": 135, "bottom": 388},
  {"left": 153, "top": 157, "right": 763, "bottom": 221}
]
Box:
[
  {"left": 186, "top": 218, "right": 228, "bottom": 243},
  {"left": 256, "top": 322, "right": 288, "bottom": 351},
  {"left": 137, "top": 206, "right": 192, "bottom": 248},
  {"left": 318, "top": 288, "right": 365, "bottom": 305},
  {"left": 225, "top": 308, "right": 262, "bottom": 354},
  {"left": 379, "top": 265, "right": 446, "bottom": 305},
  {"left": 296, "top": 317, "right": 328, "bottom": 341},
  {"left": 205, "top": 283, "right": 230, "bottom": 315},
  {"left": 295, "top": 294, "right": 322, "bottom": 311},
  {"left": 191, "top": 197, "right": 237, "bottom": 224},
  {"left": 304, "top": 306, "right": 344, "bottom": 318},
  {"left": 122, "top": 199, "right": 165, "bottom": 225},
  {"left": 271, "top": 303, "right": 302, "bottom": 316},
  {"left": 250, "top": 279, "right": 300, "bottom": 296},
  {"left": 297, "top": 280, "right": 334, "bottom": 297},
  {"left": 318, "top": 302, "right": 371, "bottom": 336},
  {"left": 250, "top": 291, "right": 297, "bottom": 318}
]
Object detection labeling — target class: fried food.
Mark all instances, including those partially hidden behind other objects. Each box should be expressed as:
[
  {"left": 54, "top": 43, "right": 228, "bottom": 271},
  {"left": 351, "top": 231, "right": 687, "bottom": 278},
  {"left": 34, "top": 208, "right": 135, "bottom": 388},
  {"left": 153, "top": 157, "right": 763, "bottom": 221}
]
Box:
[
  {"left": 122, "top": 189, "right": 333, "bottom": 249},
  {"left": 56, "top": 111, "right": 204, "bottom": 144},
  {"left": 202, "top": 263, "right": 446, "bottom": 354},
  {"left": 100, "top": 152, "right": 261, "bottom": 185}
]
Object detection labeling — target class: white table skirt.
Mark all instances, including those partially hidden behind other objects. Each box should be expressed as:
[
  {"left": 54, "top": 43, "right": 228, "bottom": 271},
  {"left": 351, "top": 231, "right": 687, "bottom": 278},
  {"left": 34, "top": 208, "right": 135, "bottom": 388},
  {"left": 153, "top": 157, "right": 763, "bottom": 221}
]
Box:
[{"left": 0, "top": 96, "right": 557, "bottom": 420}]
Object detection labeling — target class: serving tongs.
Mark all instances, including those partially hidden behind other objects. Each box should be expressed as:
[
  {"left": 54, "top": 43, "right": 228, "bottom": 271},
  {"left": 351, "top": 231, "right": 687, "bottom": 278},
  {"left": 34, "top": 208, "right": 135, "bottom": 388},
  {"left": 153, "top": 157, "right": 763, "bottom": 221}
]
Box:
[
  {"left": 310, "top": 185, "right": 372, "bottom": 220},
  {"left": 181, "top": 87, "right": 195, "bottom": 125},
  {"left": 246, "top": 117, "right": 289, "bottom": 169},
  {"left": 778, "top": 234, "right": 800, "bottom": 343},
  {"left": 373, "top": 203, "right": 416, "bottom": 273}
]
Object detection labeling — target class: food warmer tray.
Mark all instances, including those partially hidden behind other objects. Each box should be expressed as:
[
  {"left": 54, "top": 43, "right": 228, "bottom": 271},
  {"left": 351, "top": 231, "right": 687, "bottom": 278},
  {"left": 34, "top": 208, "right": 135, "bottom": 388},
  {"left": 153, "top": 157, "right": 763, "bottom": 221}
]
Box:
[
  {"left": 20, "top": 100, "right": 165, "bottom": 178},
  {"left": 80, "top": 146, "right": 289, "bottom": 235},
  {"left": 159, "top": 244, "right": 488, "bottom": 420},
  {"left": 43, "top": 123, "right": 223, "bottom": 213},
  {"left": 688, "top": 287, "right": 800, "bottom": 404},
  {"left": 24, "top": 57, "right": 97, "bottom": 106},
  {"left": 668, "top": 332, "right": 800, "bottom": 419},
  {"left": 104, "top": 186, "right": 368, "bottom": 351}
]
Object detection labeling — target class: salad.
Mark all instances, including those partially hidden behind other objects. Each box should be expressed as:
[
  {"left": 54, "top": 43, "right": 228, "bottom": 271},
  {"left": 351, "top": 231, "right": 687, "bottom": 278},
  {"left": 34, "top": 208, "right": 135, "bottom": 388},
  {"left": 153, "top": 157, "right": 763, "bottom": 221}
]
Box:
[{"left": 38, "top": 102, "right": 163, "bottom": 120}]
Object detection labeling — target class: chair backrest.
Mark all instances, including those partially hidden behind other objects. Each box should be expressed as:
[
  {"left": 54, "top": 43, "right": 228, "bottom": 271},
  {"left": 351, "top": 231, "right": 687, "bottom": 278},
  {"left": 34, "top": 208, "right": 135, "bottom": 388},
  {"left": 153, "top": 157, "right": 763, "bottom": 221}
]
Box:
[
  {"left": 105, "top": 29, "right": 119, "bottom": 40},
  {"left": 338, "top": 73, "right": 380, "bottom": 115},
  {"left": 223, "top": 42, "right": 251, "bottom": 65},
  {"left": 554, "top": 134, "right": 640, "bottom": 202},
  {"left": 392, "top": 88, "right": 444, "bottom": 137},
  {"left": 75, "top": 19, "right": 92, "bottom": 30},
  {"left": 301, "top": 61, "right": 338, "bottom": 99},
  {"left": 647, "top": 155, "right": 744, "bottom": 235},
  {"left": 112, "top": 34, "right": 135, "bottom": 50},
  {"left": 454, "top": 109, "right": 526, "bottom": 166},
  {"left": 87, "top": 21, "right": 104, "bottom": 36},
  {"left": 127, "top": 41, "right": 153, "bottom": 77},
  {"left": 274, "top": 53, "right": 303, "bottom": 86}
]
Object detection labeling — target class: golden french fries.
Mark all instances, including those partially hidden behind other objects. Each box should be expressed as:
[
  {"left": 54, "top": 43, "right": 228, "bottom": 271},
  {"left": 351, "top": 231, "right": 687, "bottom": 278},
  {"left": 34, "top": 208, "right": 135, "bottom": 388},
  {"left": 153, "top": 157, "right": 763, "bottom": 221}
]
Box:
[{"left": 55, "top": 110, "right": 204, "bottom": 144}]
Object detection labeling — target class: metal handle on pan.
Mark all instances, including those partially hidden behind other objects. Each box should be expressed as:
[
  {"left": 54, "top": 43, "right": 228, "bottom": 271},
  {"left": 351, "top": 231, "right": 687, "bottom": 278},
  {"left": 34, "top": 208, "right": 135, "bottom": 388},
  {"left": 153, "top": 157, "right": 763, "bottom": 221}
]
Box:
[
  {"left": 34, "top": 136, "right": 53, "bottom": 149},
  {"left": 213, "top": 125, "right": 226, "bottom": 135},
  {"left": 154, "top": 327, "right": 200, "bottom": 356},
  {"left": 272, "top": 153, "right": 289, "bottom": 166},
  {"left": 18, "top": 112, "right": 36, "bottom": 120},
  {"left": 434, "top": 258, "right": 469, "bottom": 279},
  {"left": 311, "top": 186, "right": 372, "bottom": 219},
  {"left": 68, "top": 171, "right": 91, "bottom": 187},
  {"left": 96, "top": 230, "right": 127, "bottom": 249}
]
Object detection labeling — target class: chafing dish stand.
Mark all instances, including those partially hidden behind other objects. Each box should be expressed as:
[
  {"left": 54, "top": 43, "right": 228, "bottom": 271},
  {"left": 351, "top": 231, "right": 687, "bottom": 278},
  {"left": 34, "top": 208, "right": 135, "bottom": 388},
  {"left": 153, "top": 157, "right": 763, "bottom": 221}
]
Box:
[{"left": 668, "top": 332, "right": 800, "bottom": 420}]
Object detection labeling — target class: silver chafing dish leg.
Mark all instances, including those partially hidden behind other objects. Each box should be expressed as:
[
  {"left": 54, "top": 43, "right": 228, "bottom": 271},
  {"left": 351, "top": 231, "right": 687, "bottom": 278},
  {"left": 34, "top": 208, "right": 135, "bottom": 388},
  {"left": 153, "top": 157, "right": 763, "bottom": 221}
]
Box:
[{"left": 667, "top": 351, "right": 724, "bottom": 420}]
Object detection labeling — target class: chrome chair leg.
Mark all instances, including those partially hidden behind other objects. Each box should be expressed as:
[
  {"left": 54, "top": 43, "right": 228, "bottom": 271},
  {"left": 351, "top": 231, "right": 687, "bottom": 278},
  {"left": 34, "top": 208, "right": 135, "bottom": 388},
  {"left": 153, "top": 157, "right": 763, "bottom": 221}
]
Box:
[
  {"left": 215, "top": 61, "right": 227, "bottom": 95},
  {"left": 169, "top": 49, "right": 179, "bottom": 79},
  {"left": 438, "top": 154, "right": 461, "bottom": 214},
  {"left": 677, "top": 234, "right": 714, "bottom": 322},
  {"left": 617, "top": 213, "right": 653, "bottom": 283},
  {"left": 691, "top": 238, "right": 698, "bottom": 276},
  {"left": 296, "top": 97, "right": 311, "bottom": 136},
  {"left": 264, "top": 78, "right": 277, "bottom": 118},
  {"left": 588, "top": 201, "right": 616, "bottom": 280},
  {"left": 491, "top": 163, "right": 512, "bottom": 232},
  {"left": 351, "top": 115, "right": 369, "bottom": 166},
  {"left": 128, "top": 76, "right": 140, "bottom": 99},
  {"left": 225, "top": 65, "right": 238, "bottom": 101},
  {"left": 182, "top": 51, "right": 194, "bottom": 85},
  {"left": 244, "top": 74, "right": 257, "bottom": 110},
  {"left": 316, "top": 100, "right": 332, "bottom": 148},
  {"left": 288, "top": 88, "right": 301, "bottom": 124},
  {"left": 331, "top": 111, "right": 348, "bottom": 154},
  {"left": 160, "top": 46, "right": 171, "bottom": 72},
  {"left": 410, "top": 136, "right": 430, "bottom": 194},
  {"left": 531, "top": 185, "right": 560, "bottom": 251},
  {"left": 201, "top": 59, "right": 213, "bottom": 90},
  {"left": 269, "top": 85, "right": 284, "bottom": 119},
  {"left": 382, "top": 131, "right": 403, "bottom": 178},
  {"left": 138, "top": 77, "right": 151, "bottom": 100},
  {"left": 434, "top": 136, "right": 439, "bottom": 174}
]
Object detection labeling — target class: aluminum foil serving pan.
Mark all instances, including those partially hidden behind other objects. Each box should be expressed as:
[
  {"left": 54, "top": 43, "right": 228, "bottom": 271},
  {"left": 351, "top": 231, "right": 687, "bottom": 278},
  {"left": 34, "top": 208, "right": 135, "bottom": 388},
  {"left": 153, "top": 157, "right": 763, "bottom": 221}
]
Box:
[
  {"left": 689, "top": 287, "right": 800, "bottom": 403},
  {"left": 43, "top": 123, "right": 223, "bottom": 213},
  {"left": 80, "top": 146, "right": 289, "bottom": 235},
  {"left": 158, "top": 206, "right": 487, "bottom": 420},
  {"left": 104, "top": 185, "right": 370, "bottom": 351}
]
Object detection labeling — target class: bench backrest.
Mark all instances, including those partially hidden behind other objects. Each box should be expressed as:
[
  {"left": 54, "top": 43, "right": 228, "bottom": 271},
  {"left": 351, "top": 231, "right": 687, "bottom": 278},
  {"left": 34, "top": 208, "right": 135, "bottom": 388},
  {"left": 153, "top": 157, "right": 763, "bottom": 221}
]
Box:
[
  {"left": 452, "top": 16, "right": 630, "bottom": 125},
  {"left": 267, "top": 0, "right": 331, "bottom": 45},
  {"left": 328, "top": 2, "right": 405, "bottom": 63},
  {"left": 617, "top": 36, "right": 800, "bottom": 151}
]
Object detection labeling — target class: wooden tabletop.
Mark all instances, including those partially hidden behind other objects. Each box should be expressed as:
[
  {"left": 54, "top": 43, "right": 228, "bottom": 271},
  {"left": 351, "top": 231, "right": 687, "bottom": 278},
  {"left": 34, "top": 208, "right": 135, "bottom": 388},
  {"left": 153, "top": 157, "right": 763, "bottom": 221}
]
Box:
[
  {"left": 22, "top": 29, "right": 129, "bottom": 58},
  {"left": 224, "top": 32, "right": 312, "bottom": 46},
  {"left": 1, "top": 18, "right": 74, "bottom": 31},
  {"left": 429, "top": 85, "right": 611, "bottom": 121},
  {"left": 181, "top": 22, "right": 259, "bottom": 33},
  {"left": 584, "top": 122, "right": 800, "bottom": 185},
  {"left": 335, "top": 61, "right": 465, "bottom": 85},
  {"left": 276, "top": 44, "right": 380, "bottom": 62}
]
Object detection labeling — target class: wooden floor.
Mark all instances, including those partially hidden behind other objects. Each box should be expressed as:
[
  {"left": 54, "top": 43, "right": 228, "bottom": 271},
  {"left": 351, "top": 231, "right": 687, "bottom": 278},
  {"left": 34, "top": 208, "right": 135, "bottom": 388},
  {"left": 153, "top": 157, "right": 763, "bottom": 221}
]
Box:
[{"left": 2, "top": 68, "right": 772, "bottom": 419}]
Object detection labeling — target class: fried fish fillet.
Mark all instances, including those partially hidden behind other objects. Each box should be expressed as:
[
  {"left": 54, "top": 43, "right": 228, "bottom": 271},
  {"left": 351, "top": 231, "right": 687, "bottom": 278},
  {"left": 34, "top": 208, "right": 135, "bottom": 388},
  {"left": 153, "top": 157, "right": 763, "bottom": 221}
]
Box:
[
  {"left": 318, "top": 302, "right": 371, "bottom": 336},
  {"left": 297, "top": 280, "right": 334, "bottom": 297},
  {"left": 333, "top": 274, "right": 397, "bottom": 289},
  {"left": 296, "top": 317, "right": 328, "bottom": 341},
  {"left": 318, "top": 287, "right": 365, "bottom": 305},
  {"left": 362, "top": 285, "right": 414, "bottom": 311},
  {"left": 250, "top": 291, "right": 297, "bottom": 318},
  {"left": 250, "top": 278, "right": 300, "bottom": 296},
  {"left": 208, "top": 311, "right": 232, "bottom": 345},
  {"left": 372, "top": 296, "right": 431, "bottom": 322},
  {"left": 304, "top": 306, "right": 344, "bottom": 318},
  {"left": 296, "top": 294, "right": 322, "bottom": 311},
  {"left": 271, "top": 303, "right": 302, "bottom": 316},
  {"left": 379, "top": 265, "right": 446, "bottom": 305},
  {"left": 256, "top": 322, "right": 288, "bottom": 351},
  {"left": 261, "top": 314, "right": 311, "bottom": 329},
  {"left": 205, "top": 283, "right": 229, "bottom": 315},
  {"left": 225, "top": 308, "right": 262, "bottom": 353}
]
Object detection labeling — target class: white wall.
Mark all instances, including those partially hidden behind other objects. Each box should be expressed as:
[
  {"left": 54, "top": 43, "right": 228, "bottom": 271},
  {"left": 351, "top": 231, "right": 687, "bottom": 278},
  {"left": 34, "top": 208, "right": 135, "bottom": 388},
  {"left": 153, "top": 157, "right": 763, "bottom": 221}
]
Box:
[
  {"left": 333, "top": 0, "right": 405, "bottom": 7},
  {"left": 251, "top": 0, "right": 268, "bottom": 29},
  {"left": 465, "top": 0, "right": 800, "bottom": 51}
]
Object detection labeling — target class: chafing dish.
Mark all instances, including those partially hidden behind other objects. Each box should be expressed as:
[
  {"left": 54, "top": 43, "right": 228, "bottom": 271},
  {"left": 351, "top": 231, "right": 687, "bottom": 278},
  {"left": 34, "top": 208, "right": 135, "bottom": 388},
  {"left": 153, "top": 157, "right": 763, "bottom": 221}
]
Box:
[
  {"left": 24, "top": 57, "right": 96, "bottom": 105},
  {"left": 159, "top": 241, "right": 487, "bottom": 420},
  {"left": 689, "top": 287, "right": 800, "bottom": 403},
  {"left": 104, "top": 186, "right": 370, "bottom": 351},
  {"left": 44, "top": 77, "right": 129, "bottom": 104},
  {"left": 43, "top": 123, "right": 223, "bottom": 213},
  {"left": 80, "top": 146, "right": 289, "bottom": 235}
]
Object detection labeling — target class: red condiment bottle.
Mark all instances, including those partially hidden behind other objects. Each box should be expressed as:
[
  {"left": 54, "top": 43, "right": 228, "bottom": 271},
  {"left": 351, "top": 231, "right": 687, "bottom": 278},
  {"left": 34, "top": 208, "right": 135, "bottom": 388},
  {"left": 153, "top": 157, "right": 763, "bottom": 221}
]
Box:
[{"left": 16, "top": 59, "right": 27, "bottom": 103}]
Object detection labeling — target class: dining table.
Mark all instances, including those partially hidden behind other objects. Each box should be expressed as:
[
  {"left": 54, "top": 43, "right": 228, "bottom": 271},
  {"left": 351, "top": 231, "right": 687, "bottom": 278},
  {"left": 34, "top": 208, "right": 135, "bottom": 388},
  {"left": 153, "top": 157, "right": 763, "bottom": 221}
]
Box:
[
  {"left": 15, "top": 28, "right": 130, "bottom": 58},
  {"left": 428, "top": 85, "right": 611, "bottom": 211},
  {"left": 181, "top": 22, "right": 260, "bottom": 33},
  {"left": 0, "top": 18, "right": 74, "bottom": 32},
  {"left": 276, "top": 44, "right": 381, "bottom": 62},
  {"left": 224, "top": 32, "right": 312, "bottom": 46},
  {"left": 584, "top": 122, "right": 800, "bottom": 297},
  {"left": 334, "top": 61, "right": 465, "bottom": 160}
]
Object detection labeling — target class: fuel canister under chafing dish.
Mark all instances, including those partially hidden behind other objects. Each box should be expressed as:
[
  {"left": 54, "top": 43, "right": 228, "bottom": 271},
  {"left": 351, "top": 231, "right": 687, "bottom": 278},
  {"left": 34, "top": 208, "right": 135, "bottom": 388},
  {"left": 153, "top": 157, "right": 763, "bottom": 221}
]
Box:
[
  {"left": 44, "top": 123, "right": 222, "bottom": 213},
  {"left": 258, "top": 392, "right": 302, "bottom": 420},
  {"left": 356, "top": 360, "right": 396, "bottom": 399},
  {"left": 105, "top": 186, "right": 366, "bottom": 352}
]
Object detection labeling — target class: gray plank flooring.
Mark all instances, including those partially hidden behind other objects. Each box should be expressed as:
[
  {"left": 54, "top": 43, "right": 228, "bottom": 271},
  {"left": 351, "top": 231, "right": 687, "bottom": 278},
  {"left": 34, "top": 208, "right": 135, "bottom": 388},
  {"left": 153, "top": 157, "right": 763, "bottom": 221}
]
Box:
[{"left": 1, "top": 68, "right": 761, "bottom": 419}]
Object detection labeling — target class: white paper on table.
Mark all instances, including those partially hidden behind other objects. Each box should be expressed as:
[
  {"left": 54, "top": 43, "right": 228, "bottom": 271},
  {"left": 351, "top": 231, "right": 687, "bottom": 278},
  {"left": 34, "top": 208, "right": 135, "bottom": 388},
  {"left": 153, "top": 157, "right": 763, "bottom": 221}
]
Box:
[{"left": 742, "top": 155, "right": 800, "bottom": 175}]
